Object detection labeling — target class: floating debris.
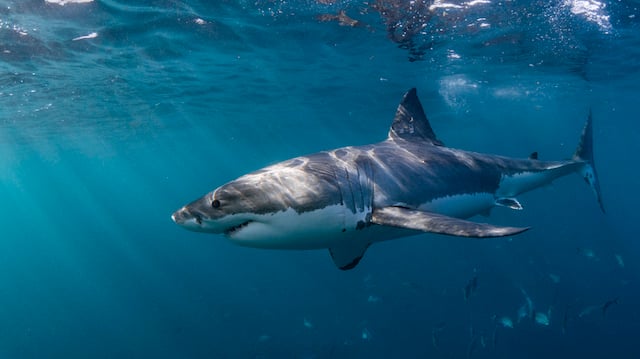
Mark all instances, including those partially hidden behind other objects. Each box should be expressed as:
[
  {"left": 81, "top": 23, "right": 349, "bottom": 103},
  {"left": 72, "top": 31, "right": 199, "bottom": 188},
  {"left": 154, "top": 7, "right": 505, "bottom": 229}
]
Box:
[
  {"left": 72, "top": 32, "right": 98, "bottom": 41},
  {"left": 46, "top": 0, "right": 94, "bottom": 5},
  {"left": 548, "top": 273, "right": 561, "bottom": 284},
  {"left": 615, "top": 254, "right": 625, "bottom": 268}
]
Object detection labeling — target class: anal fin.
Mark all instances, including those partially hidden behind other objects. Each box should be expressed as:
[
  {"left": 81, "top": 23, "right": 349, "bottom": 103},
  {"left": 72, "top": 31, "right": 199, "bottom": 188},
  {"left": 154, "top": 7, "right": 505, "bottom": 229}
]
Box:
[
  {"left": 329, "top": 242, "right": 370, "bottom": 270},
  {"left": 371, "top": 206, "right": 529, "bottom": 238}
]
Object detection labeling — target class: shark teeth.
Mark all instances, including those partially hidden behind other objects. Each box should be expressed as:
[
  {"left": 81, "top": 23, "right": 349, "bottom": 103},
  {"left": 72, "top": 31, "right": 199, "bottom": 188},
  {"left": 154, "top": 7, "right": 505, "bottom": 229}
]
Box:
[{"left": 224, "top": 221, "right": 252, "bottom": 236}]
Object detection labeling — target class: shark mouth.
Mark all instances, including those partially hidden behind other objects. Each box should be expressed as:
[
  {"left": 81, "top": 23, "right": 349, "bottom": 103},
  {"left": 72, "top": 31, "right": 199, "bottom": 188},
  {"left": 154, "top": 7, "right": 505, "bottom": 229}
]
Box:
[{"left": 224, "top": 220, "right": 253, "bottom": 236}]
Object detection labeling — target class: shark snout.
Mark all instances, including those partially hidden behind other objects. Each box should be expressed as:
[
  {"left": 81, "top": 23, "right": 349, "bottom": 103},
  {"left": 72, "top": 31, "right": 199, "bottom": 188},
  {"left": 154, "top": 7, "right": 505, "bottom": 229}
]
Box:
[{"left": 171, "top": 206, "right": 201, "bottom": 226}]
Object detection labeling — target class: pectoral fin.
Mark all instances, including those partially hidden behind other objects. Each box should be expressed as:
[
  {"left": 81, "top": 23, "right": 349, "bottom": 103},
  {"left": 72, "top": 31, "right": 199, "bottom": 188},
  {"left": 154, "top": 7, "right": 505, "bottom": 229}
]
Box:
[
  {"left": 329, "top": 242, "right": 370, "bottom": 270},
  {"left": 371, "top": 206, "right": 529, "bottom": 238}
]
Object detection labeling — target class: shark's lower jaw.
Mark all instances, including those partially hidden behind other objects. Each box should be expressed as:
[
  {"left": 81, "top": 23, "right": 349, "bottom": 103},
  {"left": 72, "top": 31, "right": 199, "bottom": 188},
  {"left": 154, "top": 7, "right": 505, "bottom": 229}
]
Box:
[{"left": 223, "top": 220, "right": 253, "bottom": 236}]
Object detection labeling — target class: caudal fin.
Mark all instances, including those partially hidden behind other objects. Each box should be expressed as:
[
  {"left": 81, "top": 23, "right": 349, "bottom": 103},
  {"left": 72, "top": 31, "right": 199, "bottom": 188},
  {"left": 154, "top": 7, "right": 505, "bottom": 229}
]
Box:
[{"left": 573, "top": 110, "right": 605, "bottom": 212}]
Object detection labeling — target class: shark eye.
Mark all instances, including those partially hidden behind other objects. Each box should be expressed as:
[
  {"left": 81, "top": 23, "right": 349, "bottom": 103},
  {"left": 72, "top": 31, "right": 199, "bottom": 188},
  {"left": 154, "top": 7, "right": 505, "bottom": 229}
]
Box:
[{"left": 212, "top": 199, "right": 221, "bottom": 208}]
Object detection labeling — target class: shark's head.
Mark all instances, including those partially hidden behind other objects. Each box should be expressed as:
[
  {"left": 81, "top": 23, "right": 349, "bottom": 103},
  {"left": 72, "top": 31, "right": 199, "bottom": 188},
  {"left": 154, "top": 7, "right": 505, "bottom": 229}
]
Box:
[
  {"left": 171, "top": 157, "right": 346, "bottom": 247},
  {"left": 171, "top": 179, "right": 259, "bottom": 236}
]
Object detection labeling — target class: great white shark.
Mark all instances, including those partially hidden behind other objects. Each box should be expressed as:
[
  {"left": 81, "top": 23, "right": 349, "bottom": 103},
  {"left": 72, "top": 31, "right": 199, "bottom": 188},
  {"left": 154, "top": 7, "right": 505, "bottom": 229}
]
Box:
[{"left": 172, "top": 88, "right": 603, "bottom": 270}]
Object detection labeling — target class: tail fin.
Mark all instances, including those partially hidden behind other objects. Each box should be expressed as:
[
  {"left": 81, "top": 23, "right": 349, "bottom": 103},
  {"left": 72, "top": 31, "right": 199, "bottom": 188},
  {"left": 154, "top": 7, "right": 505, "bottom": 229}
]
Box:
[{"left": 573, "top": 110, "right": 605, "bottom": 212}]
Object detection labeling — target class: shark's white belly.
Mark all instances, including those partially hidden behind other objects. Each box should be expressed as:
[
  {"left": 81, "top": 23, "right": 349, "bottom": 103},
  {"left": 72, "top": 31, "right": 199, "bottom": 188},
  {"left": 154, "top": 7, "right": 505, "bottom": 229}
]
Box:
[
  {"left": 419, "top": 193, "right": 496, "bottom": 219},
  {"left": 227, "top": 192, "right": 500, "bottom": 250},
  {"left": 497, "top": 171, "right": 556, "bottom": 197},
  {"left": 227, "top": 204, "right": 372, "bottom": 250}
]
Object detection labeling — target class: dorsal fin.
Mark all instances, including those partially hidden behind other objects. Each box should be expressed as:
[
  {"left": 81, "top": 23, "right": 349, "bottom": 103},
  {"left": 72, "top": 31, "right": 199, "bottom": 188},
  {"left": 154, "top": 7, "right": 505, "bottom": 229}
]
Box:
[
  {"left": 388, "top": 88, "right": 443, "bottom": 145},
  {"left": 529, "top": 151, "right": 538, "bottom": 160}
]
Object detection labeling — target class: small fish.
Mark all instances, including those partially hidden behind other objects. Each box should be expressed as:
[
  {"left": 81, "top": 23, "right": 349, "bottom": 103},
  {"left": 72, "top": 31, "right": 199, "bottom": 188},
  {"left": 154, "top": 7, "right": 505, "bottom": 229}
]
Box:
[
  {"left": 431, "top": 332, "right": 439, "bottom": 351},
  {"left": 467, "top": 335, "right": 479, "bottom": 359},
  {"left": 577, "top": 247, "right": 598, "bottom": 260},
  {"left": 464, "top": 275, "right": 478, "bottom": 301},
  {"left": 361, "top": 327, "right": 371, "bottom": 341},
  {"left": 303, "top": 318, "right": 314, "bottom": 329},
  {"left": 578, "top": 304, "right": 600, "bottom": 318},
  {"left": 562, "top": 305, "right": 570, "bottom": 335},
  {"left": 491, "top": 327, "right": 498, "bottom": 351},
  {"left": 548, "top": 273, "right": 560, "bottom": 284},
  {"left": 467, "top": 332, "right": 486, "bottom": 359},
  {"left": 431, "top": 322, "right": 445, "bottom": 350},
  {"left": 363, "top": 274, "right": 374, "bottom": 289},
  {"left": 499, "top": 316, "right": 514, "bottom": 328},
  {"left": 602, "top": 297, "right": 619, "bottom": 317},
  {"left": 534, "top": 311, "right": 550, "bottom": 326},
  {"left": 615, "top": 254, "right": 625, "bottom": 268},
  {"left": 316, "top": 10, "right": 363, "bottom": 27},
  {"left": 517, "top": 288, "right": 534, "bottom": 322},
  {"left": 517, "top": 303, "right": 529, "bottom": 322},
  {"left": 257, "top": 334, "right": 271, "bottom": 342},
  {"left": 367, "top": 295, "right": 381, "bottom": 303}
]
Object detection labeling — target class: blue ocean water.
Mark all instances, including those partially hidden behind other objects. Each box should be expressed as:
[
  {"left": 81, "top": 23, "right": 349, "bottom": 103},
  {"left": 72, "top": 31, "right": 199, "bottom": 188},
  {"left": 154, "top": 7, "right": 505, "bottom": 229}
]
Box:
[{"left": 1, "top": 0, "right": 639, "bottom": 357}]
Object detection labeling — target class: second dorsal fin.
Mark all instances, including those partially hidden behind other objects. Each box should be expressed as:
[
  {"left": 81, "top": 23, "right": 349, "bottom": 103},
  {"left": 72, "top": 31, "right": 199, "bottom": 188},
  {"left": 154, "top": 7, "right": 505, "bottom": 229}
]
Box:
[{"left": 388, "top": 88, "right": 443, "bottom": 146}]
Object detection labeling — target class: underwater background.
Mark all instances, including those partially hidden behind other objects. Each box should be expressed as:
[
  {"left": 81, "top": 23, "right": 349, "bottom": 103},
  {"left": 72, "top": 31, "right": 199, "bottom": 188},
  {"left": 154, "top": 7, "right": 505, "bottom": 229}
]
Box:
[{"left": 0, "top": 0, "right": 639, "bottom": 358}]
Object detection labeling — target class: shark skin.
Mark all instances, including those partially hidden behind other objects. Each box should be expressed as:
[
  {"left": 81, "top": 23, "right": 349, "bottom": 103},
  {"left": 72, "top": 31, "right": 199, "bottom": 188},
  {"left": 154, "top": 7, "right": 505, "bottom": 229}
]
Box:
[{"left": 172, "top": 88, "right": 603, "bottom": 270}]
